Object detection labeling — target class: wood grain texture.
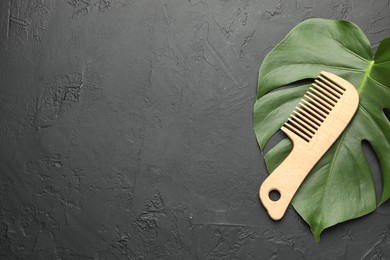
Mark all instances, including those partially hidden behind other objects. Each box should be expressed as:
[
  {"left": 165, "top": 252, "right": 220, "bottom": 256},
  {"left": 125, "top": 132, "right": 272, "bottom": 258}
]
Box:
[{"left": 259, "top": 71, "right": 360, "bottom": 220}]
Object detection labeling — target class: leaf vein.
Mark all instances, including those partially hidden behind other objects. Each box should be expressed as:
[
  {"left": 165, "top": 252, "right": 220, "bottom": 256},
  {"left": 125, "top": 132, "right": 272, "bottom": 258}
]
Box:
[
  {"left": 359, "top": 105, "right": 388, "bottom": 145},
  {"left": 374, "top": 60, "right": 390, "bottom": 65},
  {"left": 335, "top": 41, "right": 371, "bottom": 63},
  {"left": 318, "top": 134, "right": 346, "bottom": 227},
  {"left": 368, "top": 76, "right": 390, "bottom": 92}
]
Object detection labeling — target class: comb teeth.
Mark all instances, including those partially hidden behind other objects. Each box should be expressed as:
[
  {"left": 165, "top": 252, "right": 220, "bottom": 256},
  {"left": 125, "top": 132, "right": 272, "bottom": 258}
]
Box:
[{"left": 282, "top": 73, "right": 346, "bottom": 142}]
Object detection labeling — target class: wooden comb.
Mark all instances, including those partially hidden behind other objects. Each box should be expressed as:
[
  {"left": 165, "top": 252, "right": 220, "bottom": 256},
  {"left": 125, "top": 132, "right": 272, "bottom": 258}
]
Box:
[{"left": 259, "top": 71, "right": 359, "bottom": 220}]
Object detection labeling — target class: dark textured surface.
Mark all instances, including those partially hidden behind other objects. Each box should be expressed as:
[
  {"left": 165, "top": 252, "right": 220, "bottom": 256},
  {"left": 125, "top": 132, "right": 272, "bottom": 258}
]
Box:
[{"left": 1, "top": 0, "right": 390, "bottom": 259}]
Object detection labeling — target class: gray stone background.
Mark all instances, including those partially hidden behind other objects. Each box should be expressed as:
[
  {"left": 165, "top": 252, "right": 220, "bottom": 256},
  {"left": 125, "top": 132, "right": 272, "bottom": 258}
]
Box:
[{"left": 0, "top": 0, "right": 390, "bottom": 259}]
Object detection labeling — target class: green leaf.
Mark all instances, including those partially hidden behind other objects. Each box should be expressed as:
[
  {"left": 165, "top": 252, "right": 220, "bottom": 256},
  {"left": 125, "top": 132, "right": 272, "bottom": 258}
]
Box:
[{"left": 254, "top": 18, "right": 390, "bottom": 241}]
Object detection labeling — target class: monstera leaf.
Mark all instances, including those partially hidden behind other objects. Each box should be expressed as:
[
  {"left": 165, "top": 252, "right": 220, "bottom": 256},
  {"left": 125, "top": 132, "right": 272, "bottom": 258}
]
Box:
[{"left": 254, "top": 18, "right": 390, "bottom": 241}]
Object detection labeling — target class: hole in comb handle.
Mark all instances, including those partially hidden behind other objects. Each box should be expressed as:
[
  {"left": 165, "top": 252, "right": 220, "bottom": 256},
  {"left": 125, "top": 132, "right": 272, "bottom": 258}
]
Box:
[{"left": 269, "top": 189, "right": 281, "bottom": 201}]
